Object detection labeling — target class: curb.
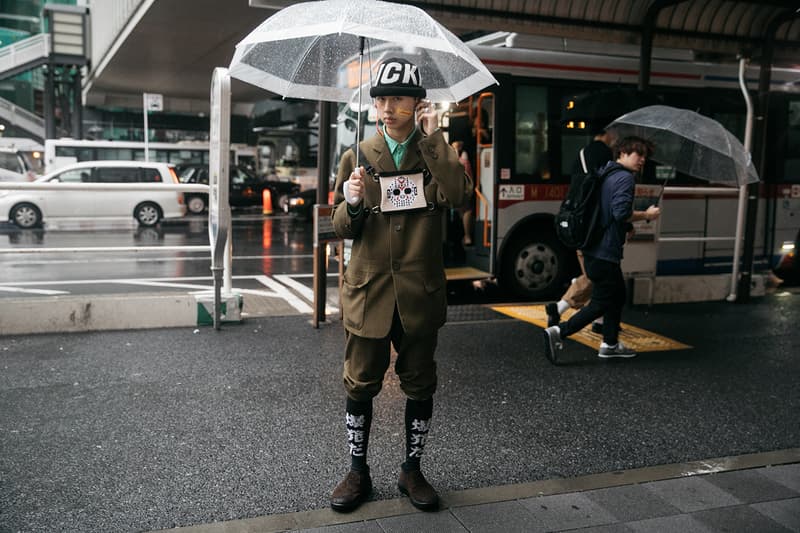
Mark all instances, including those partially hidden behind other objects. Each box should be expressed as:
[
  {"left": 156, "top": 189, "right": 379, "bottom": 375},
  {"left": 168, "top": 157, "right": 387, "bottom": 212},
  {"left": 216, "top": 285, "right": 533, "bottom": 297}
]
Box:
[{"left": 0, "top": 292, "right": 242, "bottom": 335}]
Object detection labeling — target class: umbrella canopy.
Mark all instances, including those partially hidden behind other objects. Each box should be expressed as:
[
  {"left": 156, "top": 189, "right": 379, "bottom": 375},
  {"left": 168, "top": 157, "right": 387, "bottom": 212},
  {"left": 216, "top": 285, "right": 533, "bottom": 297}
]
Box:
[
  {"left": 608, "top": 105, "right": 759, "bottom": 186},
  {"left": 228, "top": 0, "right": 497, "bottom": 104}
]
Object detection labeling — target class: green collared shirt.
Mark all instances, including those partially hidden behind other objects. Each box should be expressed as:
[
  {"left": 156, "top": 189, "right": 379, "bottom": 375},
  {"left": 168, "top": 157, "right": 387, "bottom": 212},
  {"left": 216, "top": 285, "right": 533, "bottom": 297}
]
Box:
[{"left": 382, "top": 124, "right": 417, "bottom": 169}]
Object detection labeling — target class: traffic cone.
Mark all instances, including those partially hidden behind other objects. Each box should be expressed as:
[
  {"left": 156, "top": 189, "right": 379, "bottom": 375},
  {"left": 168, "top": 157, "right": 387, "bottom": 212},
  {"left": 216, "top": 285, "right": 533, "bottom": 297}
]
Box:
[{"left": 262, "top": 188, "right": 273, "bottom": 215}]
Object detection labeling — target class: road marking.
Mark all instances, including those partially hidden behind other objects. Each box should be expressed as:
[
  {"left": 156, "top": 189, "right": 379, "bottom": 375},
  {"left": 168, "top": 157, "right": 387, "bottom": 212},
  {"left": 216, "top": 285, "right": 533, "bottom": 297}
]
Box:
[
  {"left": 0, "top": 286, "right": 70, "bottom": 295},
  {"left": 253, "top": 275, "right": 313, "bottom": 313},
  {"left": 491, "top": 304, "right": 692, "bottom": 352},
  {"left": 0, "top": 254, "right": 313, "bottom": 266},
  {"left": 0, "top": 273, "right": 341, "bottom": 316},
  {"left": 274, "top": 274, "right": 339, "bottom": 313},
  {"left": 111, "top": 280, "right": 212, "bottom": 290}
]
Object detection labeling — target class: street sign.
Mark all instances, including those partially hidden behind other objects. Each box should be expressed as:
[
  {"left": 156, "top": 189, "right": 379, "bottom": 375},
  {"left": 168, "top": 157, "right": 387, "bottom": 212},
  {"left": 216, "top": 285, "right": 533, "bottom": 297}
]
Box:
[
  {"left": 144, "top": 93, "right": 163, "bottom": 112},
  {"left": 209, "top": 69, "right": 232, "bottom": 330},
  {"left": 313, "top": 204, "right": 338, "bottom": 247}
]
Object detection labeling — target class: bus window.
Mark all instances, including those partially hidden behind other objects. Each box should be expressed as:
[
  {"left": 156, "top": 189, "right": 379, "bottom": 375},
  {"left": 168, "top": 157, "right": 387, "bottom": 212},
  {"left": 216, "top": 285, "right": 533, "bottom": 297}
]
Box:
[
  {"left": 96, "top": 148, "right": 134, "bottom": 161},
  {"left": 515, "top": 85, "right": 549, "bottom": 179},
  {"left": 784, "top": 100, "right": 800, "bottom": 181}
]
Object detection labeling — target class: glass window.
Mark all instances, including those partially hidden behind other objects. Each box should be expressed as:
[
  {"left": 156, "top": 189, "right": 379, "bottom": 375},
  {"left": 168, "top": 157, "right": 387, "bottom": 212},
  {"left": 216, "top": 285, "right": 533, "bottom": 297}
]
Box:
[
  {"left": 141, "top": 168, "right": 162, "bottom": 182},
  {"left": 179, "top": 167, "right": 196, "bottom": 183},
  {"left": 169, "top": 150, "right": 204, "bottom": 166},
  {"left": 56, "top": 146, "right": 95, "bottom": 163},
  {"left": 515, "top": 86, "right": 549, "bottom": 179},
  {"left": 95, "top": 148, "right": 135, "bottom": 161},
  {"left": 0, "top": 152, "right": 23, "bottom": 173},
  {"left": 231, "top": 168, "right": 245, "bottom": 185},
  {"left": 55, "top": 169, "right": 87, "bottom": 183},
  {"left": 95, "top": 167, "right": 140, "bottom": 183},
  {"left": 784, "top": 100, "right": 800, "bottom": 183}
]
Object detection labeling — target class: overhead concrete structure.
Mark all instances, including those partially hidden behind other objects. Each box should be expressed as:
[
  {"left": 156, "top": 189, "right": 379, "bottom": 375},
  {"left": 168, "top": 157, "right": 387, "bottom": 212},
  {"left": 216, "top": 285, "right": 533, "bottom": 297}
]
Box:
[{"left": 83, "top": 0, "right": 800, "bottom": 116}]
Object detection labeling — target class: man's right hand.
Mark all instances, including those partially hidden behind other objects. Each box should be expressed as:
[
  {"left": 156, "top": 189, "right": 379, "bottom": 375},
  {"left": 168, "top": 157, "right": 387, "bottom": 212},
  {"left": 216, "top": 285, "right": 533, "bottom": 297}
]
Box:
[
  {"left": 645, "top": 205, "right": 661, "bottom": 219},
  {"left": 343, "top": 166, "right": 364, "bottom": 206}
]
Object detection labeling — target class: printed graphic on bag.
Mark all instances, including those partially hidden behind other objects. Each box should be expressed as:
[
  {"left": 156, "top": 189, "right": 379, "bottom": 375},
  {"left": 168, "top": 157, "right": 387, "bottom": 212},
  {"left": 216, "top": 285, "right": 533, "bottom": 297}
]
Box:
[{"left": 378, "top": 171, "right": 428, "bottom": 212}]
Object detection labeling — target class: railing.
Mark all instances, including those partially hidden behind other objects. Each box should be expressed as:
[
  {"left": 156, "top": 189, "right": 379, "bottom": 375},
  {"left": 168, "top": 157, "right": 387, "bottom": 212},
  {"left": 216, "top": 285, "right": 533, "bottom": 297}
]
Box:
[
  {"left": 657, "top": 186, "right": 739, "bottom": 244},
  {"left": 0, "top": 33, "right": 50, "bottom": 79},
  {"left": 0, "top": 96, "right": 45, "bottom": 141}
]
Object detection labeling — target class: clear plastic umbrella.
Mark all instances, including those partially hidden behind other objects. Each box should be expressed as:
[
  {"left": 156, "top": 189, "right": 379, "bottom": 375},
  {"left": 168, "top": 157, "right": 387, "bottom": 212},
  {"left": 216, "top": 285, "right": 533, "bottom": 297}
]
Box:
[
  {"left": 608, "top": 105, "right": 759, "bottom": 186},
  {"left": 228, "top": 0, "right": 497, "bottom": 104}
]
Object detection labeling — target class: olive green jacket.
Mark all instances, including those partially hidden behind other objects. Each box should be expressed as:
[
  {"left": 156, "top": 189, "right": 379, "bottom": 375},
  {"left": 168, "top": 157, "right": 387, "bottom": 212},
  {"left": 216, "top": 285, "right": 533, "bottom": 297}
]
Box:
[{"left": 332, "top": 129, "right": 473, "bottom": 338}]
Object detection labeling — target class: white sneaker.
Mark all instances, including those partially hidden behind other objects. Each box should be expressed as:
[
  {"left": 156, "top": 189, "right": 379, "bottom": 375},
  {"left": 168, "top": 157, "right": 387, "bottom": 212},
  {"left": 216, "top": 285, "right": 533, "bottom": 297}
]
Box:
[
  {"left": 598, "top": 341, "right": 637, "bottom": 359},
  {"left": 543, "top": 326, "right": 563, "bottom": 364}
]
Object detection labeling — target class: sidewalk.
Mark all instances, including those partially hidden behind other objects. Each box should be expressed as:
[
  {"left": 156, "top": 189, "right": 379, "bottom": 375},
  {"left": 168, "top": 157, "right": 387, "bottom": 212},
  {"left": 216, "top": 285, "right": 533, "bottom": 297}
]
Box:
[
  {"left": 2, "top": 294, "right": 799, "bottom": 532},
  {"left": 164, "top": 451, "right": 800, "bottom": 532}
]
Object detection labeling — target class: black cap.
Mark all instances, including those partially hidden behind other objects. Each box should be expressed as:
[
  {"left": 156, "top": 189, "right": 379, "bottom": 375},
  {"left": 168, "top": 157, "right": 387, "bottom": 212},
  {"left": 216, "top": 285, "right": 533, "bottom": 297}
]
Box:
[{"left": 370, "top": 57, "right": 426, "bottom": 98}]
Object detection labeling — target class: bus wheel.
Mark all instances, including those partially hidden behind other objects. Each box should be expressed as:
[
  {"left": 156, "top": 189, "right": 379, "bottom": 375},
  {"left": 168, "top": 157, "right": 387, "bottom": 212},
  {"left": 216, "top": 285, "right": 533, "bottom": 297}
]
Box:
[
  {"left": 501, "top": 234, "right": 569, "bottom": 300},
  {"left": 134, "top": 202, "right": 162, "bottom": 227}
]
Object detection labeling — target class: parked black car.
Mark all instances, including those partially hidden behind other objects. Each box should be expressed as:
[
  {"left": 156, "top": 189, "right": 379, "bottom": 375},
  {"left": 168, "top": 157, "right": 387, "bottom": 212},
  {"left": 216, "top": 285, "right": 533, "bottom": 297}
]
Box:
[
  {"left": 177, "top": 164, "right": 300, "bottom": 214},
  {"left": 284, "top": 188, "right": 318, "bottom": 221}
]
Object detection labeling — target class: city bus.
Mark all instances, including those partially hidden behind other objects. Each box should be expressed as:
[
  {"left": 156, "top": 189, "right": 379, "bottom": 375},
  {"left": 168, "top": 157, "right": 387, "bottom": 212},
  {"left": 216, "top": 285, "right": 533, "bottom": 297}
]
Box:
[
  {"left": 333, "top": 32, "right": 800, "bottom": 302},
  {"left": 439, "top": 33, "right": 800, "bottom": 301},
  {"left": 43, "top": 139, "right": 258, "bottom": 175}
]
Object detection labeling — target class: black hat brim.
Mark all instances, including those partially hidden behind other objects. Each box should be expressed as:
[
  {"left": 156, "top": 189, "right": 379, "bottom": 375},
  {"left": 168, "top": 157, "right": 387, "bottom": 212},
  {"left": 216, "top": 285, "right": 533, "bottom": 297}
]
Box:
[{"left": 369, "top": 86, "right": 426, "bottom": 98}]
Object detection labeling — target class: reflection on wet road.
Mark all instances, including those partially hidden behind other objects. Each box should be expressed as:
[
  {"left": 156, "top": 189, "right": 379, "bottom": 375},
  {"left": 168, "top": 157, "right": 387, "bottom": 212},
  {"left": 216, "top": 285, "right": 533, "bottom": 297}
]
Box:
[{"left": 0, "top": 213, "right": 315, "bottom": 292}]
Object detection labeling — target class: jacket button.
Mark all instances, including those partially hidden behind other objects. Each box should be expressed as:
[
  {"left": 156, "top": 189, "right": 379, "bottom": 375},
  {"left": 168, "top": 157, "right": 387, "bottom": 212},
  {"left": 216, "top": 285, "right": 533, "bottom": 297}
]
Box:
[
  {"left": 392, "top": 261, "right": 400, "bottom": 270},
  {"left": 394, "top": 224, "right": 401, "bottom": 231}
]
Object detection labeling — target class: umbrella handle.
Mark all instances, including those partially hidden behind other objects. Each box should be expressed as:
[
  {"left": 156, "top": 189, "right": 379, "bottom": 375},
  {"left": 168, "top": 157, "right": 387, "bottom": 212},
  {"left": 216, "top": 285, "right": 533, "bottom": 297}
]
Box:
[
  {"left": 656, "top": 181, "right": 667, "bottom": 206},
  {"left": 355, "top": 36, "right": 365, "bottom": 166}
]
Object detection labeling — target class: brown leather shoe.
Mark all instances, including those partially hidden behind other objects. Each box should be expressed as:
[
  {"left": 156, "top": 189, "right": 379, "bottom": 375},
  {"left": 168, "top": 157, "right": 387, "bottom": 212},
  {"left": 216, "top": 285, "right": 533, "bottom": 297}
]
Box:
[
  {"left": 330, "top": 469, "right": 372, "bottom": 512},
  {"left": 398, "top": 469, "right": 439, "bottom": 511}
]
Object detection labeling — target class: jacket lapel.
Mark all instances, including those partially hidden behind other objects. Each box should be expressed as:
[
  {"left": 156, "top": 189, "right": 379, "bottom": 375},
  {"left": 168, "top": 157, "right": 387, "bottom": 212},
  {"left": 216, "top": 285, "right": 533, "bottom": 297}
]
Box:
[
  {"left": 399, "top": 130, "right": 423, "bottom": 171},
  {"left": 362, "top": 134, "right": 395, "bottom": 172}
]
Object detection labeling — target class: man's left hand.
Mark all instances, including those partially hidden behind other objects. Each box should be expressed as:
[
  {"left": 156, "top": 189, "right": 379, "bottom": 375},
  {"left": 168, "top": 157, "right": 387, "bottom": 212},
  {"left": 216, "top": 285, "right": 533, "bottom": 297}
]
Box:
[{"left": 416, "top": 99, "right": 438, "bottom": 135}]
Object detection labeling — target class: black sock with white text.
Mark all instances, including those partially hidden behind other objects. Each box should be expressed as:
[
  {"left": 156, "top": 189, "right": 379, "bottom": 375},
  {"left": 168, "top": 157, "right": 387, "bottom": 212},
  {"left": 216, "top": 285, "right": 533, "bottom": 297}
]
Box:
[
  {"left": 345, "top": 397, "right": 372, "bottom": 472},
  {"left": 402, "top": 397, "right": 433, "bottom": 472}
]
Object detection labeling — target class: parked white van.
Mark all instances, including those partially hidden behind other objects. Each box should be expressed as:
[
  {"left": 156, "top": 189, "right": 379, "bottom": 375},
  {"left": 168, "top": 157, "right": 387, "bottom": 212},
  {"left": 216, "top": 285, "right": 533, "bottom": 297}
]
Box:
[{"left": 0, "top": 161, "right": 186, "bottom": 228}]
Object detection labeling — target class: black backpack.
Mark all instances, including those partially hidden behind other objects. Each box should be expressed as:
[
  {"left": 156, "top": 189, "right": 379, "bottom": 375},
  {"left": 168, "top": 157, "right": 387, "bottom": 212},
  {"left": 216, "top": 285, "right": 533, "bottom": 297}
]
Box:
[{"left": 554, "top": 149, "right": 614, "bottom": 250}]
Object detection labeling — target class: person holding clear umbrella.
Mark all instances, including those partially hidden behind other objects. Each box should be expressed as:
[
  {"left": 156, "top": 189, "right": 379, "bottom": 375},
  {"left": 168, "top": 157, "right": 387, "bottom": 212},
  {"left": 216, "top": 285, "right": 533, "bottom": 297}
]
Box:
[
  {"left": 544, "top": 136, "right": 660, "bottom": 362},
  {"left": 330, "top": 57, "right": 473, "bottom": 513}
]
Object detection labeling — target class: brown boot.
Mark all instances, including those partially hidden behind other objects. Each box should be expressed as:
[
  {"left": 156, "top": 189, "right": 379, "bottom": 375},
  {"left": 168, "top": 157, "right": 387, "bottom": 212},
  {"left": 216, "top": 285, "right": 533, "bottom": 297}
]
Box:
[
  {"left": 398, "top": 469, "right": 439, "bottom": 511},
  {"left": 330, "top": 469, "right": 372, "bottom": 512}
]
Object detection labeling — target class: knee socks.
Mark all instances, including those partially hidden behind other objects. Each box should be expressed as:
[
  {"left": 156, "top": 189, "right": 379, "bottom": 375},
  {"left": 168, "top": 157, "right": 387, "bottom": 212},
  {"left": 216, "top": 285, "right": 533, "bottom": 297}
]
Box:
[
  {"left": 345, "top": 397, "right": 372, "bottom": 472},
  {"left": 402, "top": 397, "right": 433, "bottom": 472}
]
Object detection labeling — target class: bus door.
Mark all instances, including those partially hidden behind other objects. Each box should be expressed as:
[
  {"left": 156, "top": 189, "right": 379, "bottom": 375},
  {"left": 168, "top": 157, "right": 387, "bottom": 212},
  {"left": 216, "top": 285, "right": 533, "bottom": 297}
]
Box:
[{"left": 471, "top": 92, "right": 496, "bottom": 275}]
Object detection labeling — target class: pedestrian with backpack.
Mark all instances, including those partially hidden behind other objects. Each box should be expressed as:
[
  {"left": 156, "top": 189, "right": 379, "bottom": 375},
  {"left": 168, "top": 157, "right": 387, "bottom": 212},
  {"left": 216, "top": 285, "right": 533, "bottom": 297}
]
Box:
[
  {"left": 547, "top": 126, "right": 617, "bottom": 331},
  {"left": 544, "top": 136, "right": 660, "bottom": 363}
]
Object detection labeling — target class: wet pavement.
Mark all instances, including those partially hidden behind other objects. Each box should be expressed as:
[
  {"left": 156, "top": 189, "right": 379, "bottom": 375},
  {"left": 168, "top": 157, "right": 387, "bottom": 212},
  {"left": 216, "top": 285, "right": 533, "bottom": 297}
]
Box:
[{"left": 1, "top": 291, "right": 799, "bottom": 532}]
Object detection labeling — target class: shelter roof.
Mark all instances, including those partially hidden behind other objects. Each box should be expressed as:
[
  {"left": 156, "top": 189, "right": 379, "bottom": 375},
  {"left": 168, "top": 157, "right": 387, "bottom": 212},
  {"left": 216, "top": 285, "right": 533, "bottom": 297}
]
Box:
[{"left": 85, "top": 0, "right": 800, "bottom": 114}]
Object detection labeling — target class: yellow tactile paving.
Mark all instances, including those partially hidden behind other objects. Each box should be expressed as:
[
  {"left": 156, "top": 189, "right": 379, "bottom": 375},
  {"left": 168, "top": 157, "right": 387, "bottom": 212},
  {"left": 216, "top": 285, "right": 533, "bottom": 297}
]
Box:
[
  {"left": 490, "top": 304, "right": 692, "bottom": 352},
  {"left": 445, "top": 266, "right": 492, "bottom": 281}
]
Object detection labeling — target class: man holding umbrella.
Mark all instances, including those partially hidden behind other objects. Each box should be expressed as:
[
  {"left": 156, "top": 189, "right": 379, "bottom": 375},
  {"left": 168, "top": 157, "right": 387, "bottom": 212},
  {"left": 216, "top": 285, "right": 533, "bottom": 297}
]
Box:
[
  {"left": 330, "top": 57, "right": 473, "bottom": 512},
  {"left": 544, "top": 136, "right": 660, "bottom": 361}
]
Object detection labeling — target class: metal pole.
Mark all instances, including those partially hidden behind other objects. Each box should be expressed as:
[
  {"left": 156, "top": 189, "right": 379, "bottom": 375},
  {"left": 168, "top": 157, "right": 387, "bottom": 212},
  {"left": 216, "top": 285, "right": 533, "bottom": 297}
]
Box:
[
  {"left": 224, "top": 225, "right": 233, "bottom": 295},
  {"left": 44, "top": 64, "right": 56, "bottom": 139},
  {"left": 313, "top": 100, "right": 332, "bottom": 325},
  {"left": 143, "top": 94, "right": 150, "bottom": 162},
  {"left": 355, "top": 36, "right": 364, "bottom": 163},
  {"left": 72, "top": 67, "right": 82, "bottom": 139},
  {"left": 728, "top": 57, "right": 753, "bottom": 302}
]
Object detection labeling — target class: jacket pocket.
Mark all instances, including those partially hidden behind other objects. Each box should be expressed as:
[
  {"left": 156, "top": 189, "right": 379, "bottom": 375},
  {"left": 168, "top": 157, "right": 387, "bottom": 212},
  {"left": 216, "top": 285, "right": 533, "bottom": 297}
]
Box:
[
  {"left": 341, "top": 272, "right": 369, "bottom": 331},
  {"left": 423, "top": 274, "right": 447, "bottom": 327}
]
